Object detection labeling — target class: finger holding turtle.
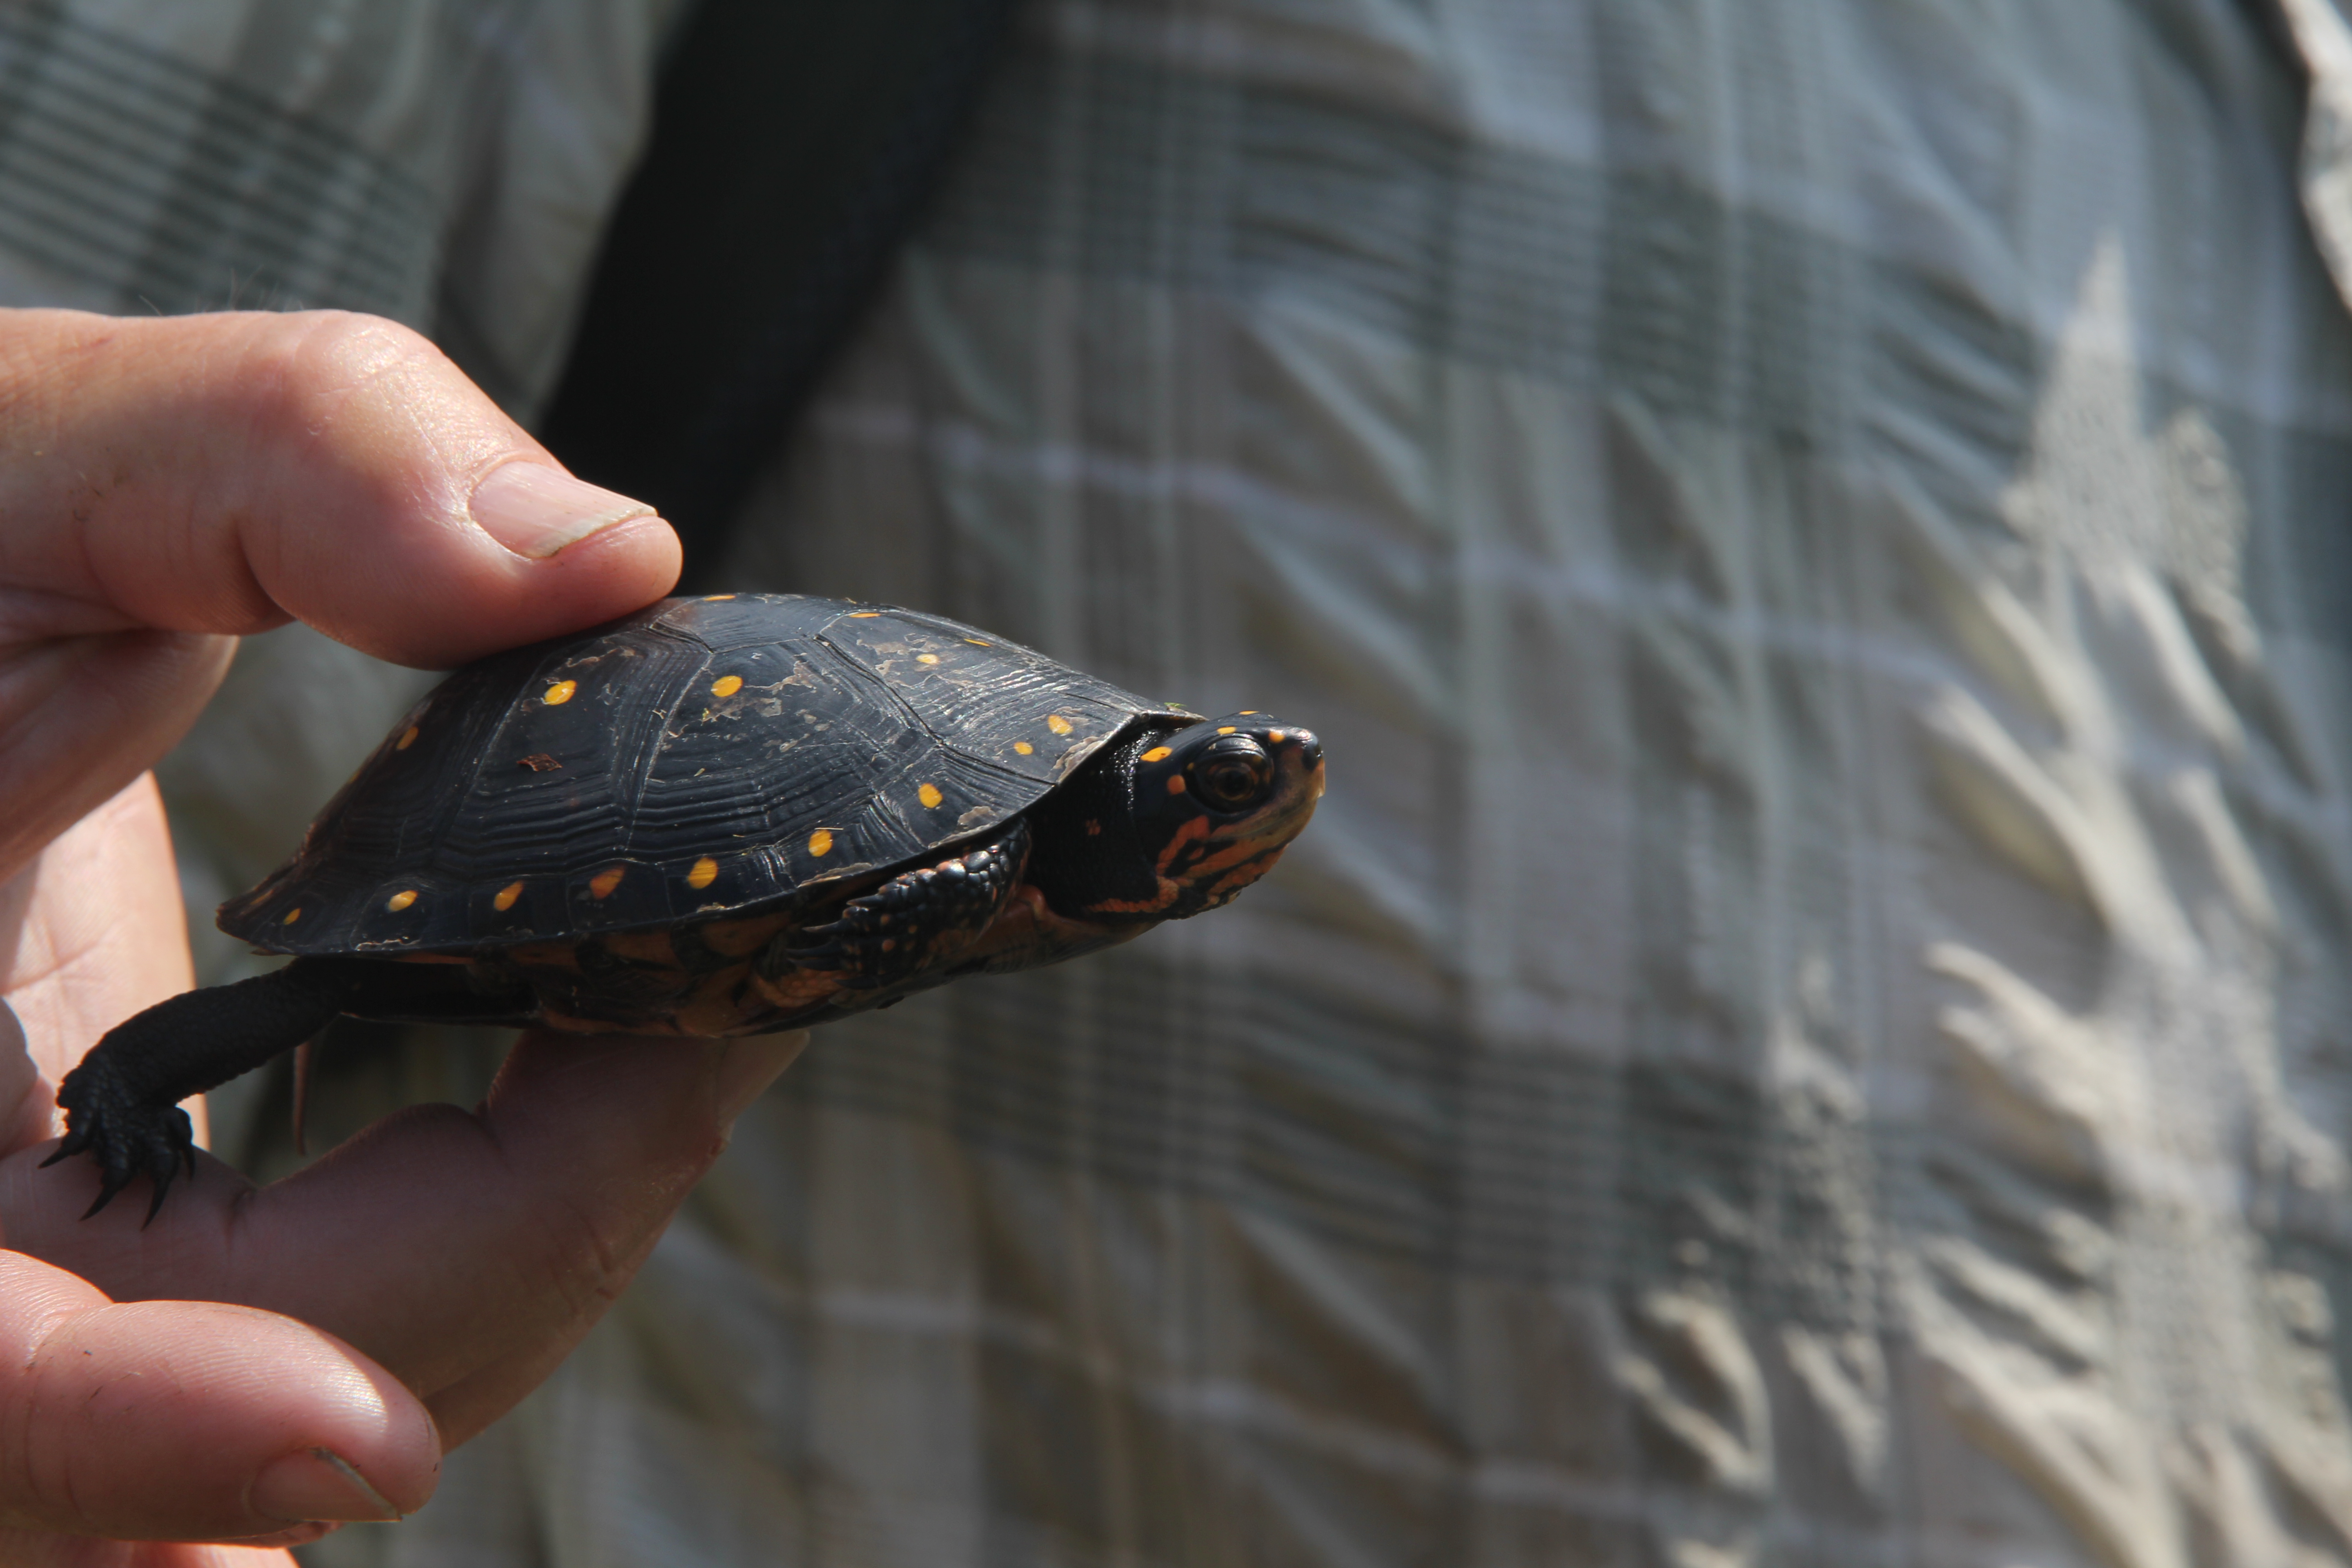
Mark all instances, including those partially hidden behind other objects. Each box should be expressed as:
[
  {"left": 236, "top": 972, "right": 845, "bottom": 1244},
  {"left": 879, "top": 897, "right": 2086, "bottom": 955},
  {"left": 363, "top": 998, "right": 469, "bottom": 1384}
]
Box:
[
  {"left": 0, "top": 304, "right": 775, "bottom": 1551},
  {"left": 0, "top": 308, "right": 680, "bottom": 892}
]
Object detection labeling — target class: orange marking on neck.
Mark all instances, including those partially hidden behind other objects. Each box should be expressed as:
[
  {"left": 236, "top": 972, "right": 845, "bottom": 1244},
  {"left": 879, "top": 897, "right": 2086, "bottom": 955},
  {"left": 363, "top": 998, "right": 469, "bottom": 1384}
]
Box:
[
  {"left": 1152, "top": 814, "right": 1213, "bottom": 875},
  {"left": 1207, "top": 848, "right": 1284, "bottom": 900},
  {"left": 1085, "top": 878, "right": 1183, "bottom": 916}
]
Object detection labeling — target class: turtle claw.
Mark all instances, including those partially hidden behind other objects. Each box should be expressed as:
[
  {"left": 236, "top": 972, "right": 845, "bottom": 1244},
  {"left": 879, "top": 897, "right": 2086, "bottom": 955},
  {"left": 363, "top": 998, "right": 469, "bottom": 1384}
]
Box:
[
  {"left": 44, "top": 1061, "right": 195, "bottom": 1222},
  {"left": 36, "top": 1125, "right": 88, "bottom": 1167}
]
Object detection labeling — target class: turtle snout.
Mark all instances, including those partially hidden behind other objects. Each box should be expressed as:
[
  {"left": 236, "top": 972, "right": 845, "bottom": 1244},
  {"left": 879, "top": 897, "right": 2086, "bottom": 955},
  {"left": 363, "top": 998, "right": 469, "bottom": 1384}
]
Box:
[
  {"left": 1262, "top": 725, "right": 1323, "bottom": 808},
  {"left": 1267, "top": 723, "right": 1321, "bottom": 776},
  {"left": 1303, "top": 740, "right": 1326, "bottom": 800}
]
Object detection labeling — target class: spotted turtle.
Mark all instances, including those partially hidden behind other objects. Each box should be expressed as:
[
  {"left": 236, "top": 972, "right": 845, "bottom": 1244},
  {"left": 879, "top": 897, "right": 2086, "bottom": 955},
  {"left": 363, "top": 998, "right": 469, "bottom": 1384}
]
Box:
[{"left": 49, "top": 594, "right": 1324, "bottom": 1217}]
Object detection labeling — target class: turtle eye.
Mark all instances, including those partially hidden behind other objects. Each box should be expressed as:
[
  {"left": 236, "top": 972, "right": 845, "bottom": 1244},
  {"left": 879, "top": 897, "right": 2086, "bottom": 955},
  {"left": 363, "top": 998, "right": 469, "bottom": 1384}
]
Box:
[{"left": 1190, "top": 744, "right": 1273, "bottom": 811}]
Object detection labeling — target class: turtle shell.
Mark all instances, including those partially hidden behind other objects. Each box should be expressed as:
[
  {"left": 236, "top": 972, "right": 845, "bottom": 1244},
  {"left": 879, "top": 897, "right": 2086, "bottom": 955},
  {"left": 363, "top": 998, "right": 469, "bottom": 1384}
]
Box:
[{"left": 219, "top": 595, "right": 1188, "bottom": 955}]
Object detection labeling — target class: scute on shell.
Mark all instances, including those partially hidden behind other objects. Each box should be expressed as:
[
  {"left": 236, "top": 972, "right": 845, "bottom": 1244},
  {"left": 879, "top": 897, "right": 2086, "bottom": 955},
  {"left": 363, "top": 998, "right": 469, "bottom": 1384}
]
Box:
[{"left": 218, "top": 595, "right": 1187, "bottom": 954}]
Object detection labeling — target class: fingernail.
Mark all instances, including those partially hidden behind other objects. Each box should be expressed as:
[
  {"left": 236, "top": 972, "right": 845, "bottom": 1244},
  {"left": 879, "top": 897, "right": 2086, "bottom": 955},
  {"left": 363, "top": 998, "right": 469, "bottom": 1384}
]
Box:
[
  {"left": 470, "top": 462, "right": 657, "bottom": 559},
  {"left": 717, "top": 1031, "right": 809, "bottom": 1123},
  {"left": 230, "top": 1523, "right": 343, "bottom": 1549},
  {"left": 250, "top": 1447, "right": 403, "bottom": 1523}
]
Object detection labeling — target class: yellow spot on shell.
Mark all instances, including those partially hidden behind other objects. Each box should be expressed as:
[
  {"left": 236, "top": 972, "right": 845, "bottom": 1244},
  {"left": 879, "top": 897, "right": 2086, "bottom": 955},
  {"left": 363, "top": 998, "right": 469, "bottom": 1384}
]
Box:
[
  {"left": 1047, "top": 715, "right": 1073, "bottom": 735},
  {"left": 494, "top": 882, "right": 523, "bottom": 911},
  {"left": 809, "top": 828, "right": 834, "bottom": 857},
  {"left": 589, "top": 866, "right": 626, "bottom": 899},
  {"left": 918, "top": 783, "right": 943, "bottom": 808},
  {"left": 544, "top": 679, "right": 577, "bottom": 705},
  {"left": 1143, "top": 746, "right": 1173, "bottom": 763},
  {"left": 281, "top": 907, "right": 302, "bottom": 925},
  {"left": 387, "top": 890, "right": 418, "bottom": 912},
  {"left": 1014, "top": 741, "right": 1034, "bottom": 755},
  {"left": 965, "top": 638, "right": 990, "bottom": 646},
  {"left": 707, "top": 593, "right": 737, "bottom": 600},
  {"left": 396, "top": 725, "right": 419, "bottom": 750},
  {"left": 1217, "top": 726, "right": 1236, "bottom": 735},
  {"left": 710, "top": 674, "right": 743, "bottom": 697},
  {"left": 917, "top": 653, "right": 940, "bottom": 665},
  {"left": 1268, "top": 730, "right": 1286, "bottom": 742},
  {"left": 1240, "top": 710, "right": 1259, "bottom": 715},
  {"left": 1166, "top": 775, "right": 1187, "bottom": 795},
  {"left": 848, "top": 612, "right": 880, "bottom": 618},
  {"left": 687, "top": 856, "right": 719, "bottom": 889}
]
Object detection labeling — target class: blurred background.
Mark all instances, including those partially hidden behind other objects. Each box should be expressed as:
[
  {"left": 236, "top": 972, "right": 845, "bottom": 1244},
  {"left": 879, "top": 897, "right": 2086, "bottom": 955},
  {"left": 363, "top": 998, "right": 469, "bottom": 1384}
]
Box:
[{"left": 13, "top": 0, "right": 2352, "bottom": 1563}]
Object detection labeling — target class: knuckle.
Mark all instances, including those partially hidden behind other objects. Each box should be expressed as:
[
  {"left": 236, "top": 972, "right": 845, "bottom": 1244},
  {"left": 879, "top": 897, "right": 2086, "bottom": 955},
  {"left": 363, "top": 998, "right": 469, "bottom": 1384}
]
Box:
[
  {"left": 240, "top": 310, "right": 449, "bottom": 430},
  {"left": 5, "top": 1317, "right": 98, "bottom": 1528},
  {"left": 521, "top": 1191, "right": 650, "bottom": 1319}
]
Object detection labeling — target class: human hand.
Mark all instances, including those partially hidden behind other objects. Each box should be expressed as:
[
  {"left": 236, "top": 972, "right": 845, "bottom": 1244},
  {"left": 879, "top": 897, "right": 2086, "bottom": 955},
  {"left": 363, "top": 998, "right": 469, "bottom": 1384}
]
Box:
[{"left": 0, "top": 310, "right": 807, "bottom": 1558}]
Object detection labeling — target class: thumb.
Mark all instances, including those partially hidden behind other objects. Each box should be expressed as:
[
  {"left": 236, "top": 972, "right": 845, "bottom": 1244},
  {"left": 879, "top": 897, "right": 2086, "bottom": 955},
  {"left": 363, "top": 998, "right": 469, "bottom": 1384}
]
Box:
[
  {"left": 0, "top": 307, "right": 683, "bottom": 884},
  {"left": 0, "top": 307, "right": 681, "bottom": 665}
]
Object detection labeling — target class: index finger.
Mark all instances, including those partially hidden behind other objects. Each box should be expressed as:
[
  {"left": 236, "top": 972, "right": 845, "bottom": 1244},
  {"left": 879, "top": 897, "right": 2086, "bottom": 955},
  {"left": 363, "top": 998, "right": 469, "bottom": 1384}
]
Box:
[{"left": 8, "top": 1026, "right": 806, "bottom": 1445}]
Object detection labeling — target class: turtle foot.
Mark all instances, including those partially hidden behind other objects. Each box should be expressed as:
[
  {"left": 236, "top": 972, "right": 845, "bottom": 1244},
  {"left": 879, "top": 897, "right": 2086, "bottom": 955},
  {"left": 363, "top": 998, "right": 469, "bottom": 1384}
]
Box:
[
  {"left": 42, "top": 1058, "right": 196, "bottom": 1222},
  {"left": 783, "top": 818, "right": 1031, "bottom": 990}
]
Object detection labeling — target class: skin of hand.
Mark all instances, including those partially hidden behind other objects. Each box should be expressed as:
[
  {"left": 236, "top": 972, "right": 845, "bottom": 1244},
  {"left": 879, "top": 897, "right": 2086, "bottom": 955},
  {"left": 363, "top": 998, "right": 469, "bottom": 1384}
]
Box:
[{"left": 0, "top": 309, "right": 809, "bottom": 1560}]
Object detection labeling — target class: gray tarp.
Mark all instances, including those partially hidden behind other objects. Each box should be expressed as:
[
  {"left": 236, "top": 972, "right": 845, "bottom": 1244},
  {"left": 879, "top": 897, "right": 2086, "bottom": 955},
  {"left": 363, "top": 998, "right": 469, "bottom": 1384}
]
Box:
[{"left": 16, "top": 0, "right": 2352, "bottom": 1564}]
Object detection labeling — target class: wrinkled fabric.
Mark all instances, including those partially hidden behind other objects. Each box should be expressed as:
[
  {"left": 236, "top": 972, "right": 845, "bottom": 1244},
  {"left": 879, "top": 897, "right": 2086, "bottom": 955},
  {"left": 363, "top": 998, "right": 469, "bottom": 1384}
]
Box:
[
  {"left": 34, "top": 0, "right": 2352, "bottom": 1564},
  {"left": 289, "top": 0, "right": 2352, "bottom": 1563},
  {"left": 0, "top": 0, "right": 685, "bottom": 415}
]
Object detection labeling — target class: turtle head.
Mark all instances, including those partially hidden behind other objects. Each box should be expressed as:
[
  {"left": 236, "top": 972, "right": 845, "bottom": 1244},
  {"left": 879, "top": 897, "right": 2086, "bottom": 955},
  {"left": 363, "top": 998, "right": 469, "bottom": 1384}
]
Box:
[{"left": 1111, "top": 713, "right": 1324, "bottom": 920}]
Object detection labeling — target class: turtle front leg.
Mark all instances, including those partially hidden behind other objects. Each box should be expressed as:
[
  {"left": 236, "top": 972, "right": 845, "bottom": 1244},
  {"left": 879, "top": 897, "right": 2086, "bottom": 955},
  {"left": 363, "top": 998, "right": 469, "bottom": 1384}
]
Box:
[
  {"left": 774, "top": 818, "right": 1032, "bottom": 992},
  {"left": 46, "top": 956, "right": 528, "bottom": 1220}
]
